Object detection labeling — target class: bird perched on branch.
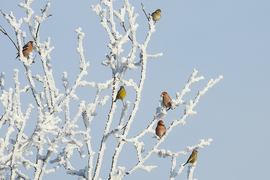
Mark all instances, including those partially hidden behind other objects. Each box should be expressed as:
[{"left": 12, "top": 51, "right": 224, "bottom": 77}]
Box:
[
  {"left": 155, "top": 120, "right": 166, "bottom": 139},
  {"left": 183, "top": 149, "right": 198, "bottom": 166},
  {"left": 16, "top": 41, "right": 34, "bottom": 59},
  {"left": 151, "top": 9, "right": 161, "bottom": 24},
  {"left": 114, "top": 86, "right": 126, "bottom": 105},
  {"left": 160, "top": 92, "right": 172, "bottom": 111}
]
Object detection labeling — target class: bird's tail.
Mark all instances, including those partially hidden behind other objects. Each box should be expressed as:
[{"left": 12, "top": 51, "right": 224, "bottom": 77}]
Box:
[
  {"left": 183, "top": 163, "right": 187, "bottom": 166},
  {"left": 15, "top": 53, "right": 19, "bottom": 59}
]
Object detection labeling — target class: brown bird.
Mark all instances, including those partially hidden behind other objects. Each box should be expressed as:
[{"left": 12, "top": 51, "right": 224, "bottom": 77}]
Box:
[
  {"left": 16, "top": 41, "right": 34, "bottom": 59},
  {"left": 183, "top": 149, "right": 198, "bottom": 166},
  {"left": 155, "top": 120, "right": 166, "bottom": 139},
  {"left": 160, "top": 92, "right": 172, "bottom": 111},
  {"left": 151, "top": 9, "right": 161, "bottom": 24}
]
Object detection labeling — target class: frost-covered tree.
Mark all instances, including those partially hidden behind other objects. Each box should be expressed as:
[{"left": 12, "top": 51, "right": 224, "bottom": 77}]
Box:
[{"left": 0, "top": 0, "right": 222, "bottom": 179}]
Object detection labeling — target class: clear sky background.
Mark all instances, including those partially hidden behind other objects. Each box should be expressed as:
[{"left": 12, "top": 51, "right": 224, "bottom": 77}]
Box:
[{"left": 0, "top": 0, "right": 270, "bottom": 180}]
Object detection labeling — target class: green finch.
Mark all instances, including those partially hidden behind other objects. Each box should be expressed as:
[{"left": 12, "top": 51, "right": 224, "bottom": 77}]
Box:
[
  {"left": 114, "top": 86, "right": 126, "bottom": 105},
  {"left": 183, "top": 149, "right": 198, "bottom": 166},
  {"left": 151, "top": 9, "right": 161, "bottom": 24}
]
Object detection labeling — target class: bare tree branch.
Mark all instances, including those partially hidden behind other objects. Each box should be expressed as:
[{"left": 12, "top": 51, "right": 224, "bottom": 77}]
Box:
[
  {"left": 0, "top": 23, "right": 19, "bottom": 51},
  {"left": 141, "top": 3, "right": 149, "bottom": 20},
  {"left": 120, "top": 22, "right": 133, "bottom": 42},
  {"left": 36, "top": 14, "right": 52, "bottom": 38}
]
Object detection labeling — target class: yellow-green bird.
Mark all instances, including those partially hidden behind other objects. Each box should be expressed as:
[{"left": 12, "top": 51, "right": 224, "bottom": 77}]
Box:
[
  {"left": 151, "top": 9, "right": 161, "bottom": 24},
  {"left": 183, "top": 149, "right": 198, "bottom": 166},
  {"left": 114, "top": 86, "right": 126, "bottom": 105}
]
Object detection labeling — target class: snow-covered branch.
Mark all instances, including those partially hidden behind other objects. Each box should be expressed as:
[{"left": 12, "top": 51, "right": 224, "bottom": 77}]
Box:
[{"left": 0, "top": 0, "right": 222, "bottom": 180}]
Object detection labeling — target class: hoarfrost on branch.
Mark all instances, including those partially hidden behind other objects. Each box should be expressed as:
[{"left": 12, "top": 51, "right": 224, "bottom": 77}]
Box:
[{"left": 0, "top": 0, "right": 222, "bottom": 180}]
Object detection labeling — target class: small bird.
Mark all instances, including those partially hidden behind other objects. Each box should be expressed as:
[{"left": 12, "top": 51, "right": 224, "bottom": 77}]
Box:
[
  {"left": 114, "top": 86, "right": 126, "bottom": 105},
  {"left": 183, "top": 149, "right": 198, "bottom": 166},
  {"left": 155, "top": 120, "right": 166, "bottom": 139},
  {"left": 151, "top": 9, "right": 161, "bottom": 24},
  {"left": 160, "top": 92, "right": 172, "bottom": 111},
  {"left": 16, "top": 41, "right": 34, "bottom": 59}
]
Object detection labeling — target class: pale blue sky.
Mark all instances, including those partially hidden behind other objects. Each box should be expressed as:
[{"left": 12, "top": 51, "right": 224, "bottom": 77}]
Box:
[{"left": 0, "top": 0, "right": 270, "bottom": 180}]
